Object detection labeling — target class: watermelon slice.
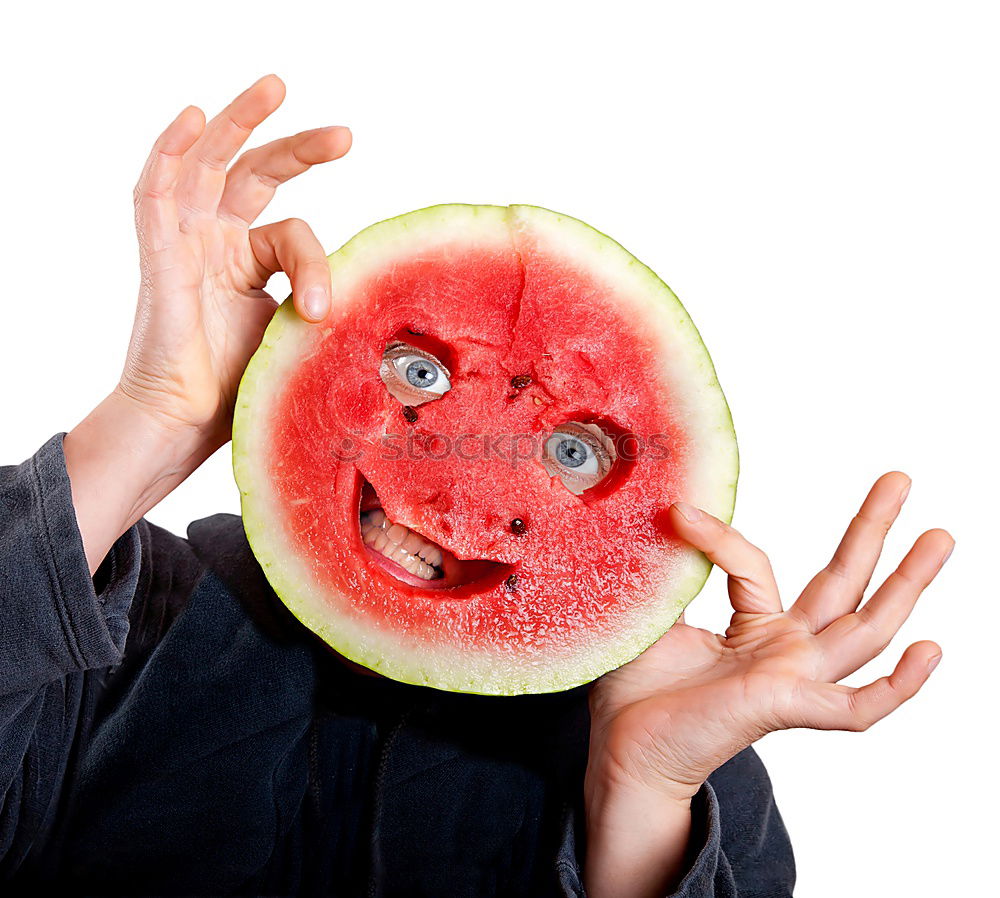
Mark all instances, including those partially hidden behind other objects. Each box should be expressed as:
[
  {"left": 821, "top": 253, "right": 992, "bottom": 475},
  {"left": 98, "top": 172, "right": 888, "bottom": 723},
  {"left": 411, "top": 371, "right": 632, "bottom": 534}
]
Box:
[{"left": 232, "top": 204, "right": 738, "bottom": 695}]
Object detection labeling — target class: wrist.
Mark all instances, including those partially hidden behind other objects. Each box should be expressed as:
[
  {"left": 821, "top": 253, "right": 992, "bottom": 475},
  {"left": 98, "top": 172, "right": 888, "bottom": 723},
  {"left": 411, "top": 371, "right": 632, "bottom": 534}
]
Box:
[
  {"left": 110, "top": 382, "right": 228, "bottom": 448},
  {"left": 106, "top": 385, "right": 225, "bottom": 492},
  {"left": 584, "top": 776, "right": 695, "bottom": 898},
  {"left": 585, "top": 762, "right": 700, "bottom": 817},
  {"left": 585, "top": 707, "right": 704, "bottom": 809},
  {"left": 64, "top": 390, "right": 220, "bottom": 574}
]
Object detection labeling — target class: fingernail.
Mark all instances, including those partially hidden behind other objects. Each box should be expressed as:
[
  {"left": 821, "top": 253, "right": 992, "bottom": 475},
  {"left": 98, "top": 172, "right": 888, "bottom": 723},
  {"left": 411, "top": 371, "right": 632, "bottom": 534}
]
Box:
[
  {"left": 673, "top": 501, "right": 703, "bottom": 523},
  {"left": 899, "top": 480, "right": 911, "bottom": 504},
  {"left": 940, "top": 543, "right": 955, "bottom": 566},
  {"left": 303, "top": 288, "right": 328, "bottom": 322},
  {"left": 927, "top": 653, "right": 942, "bottom": 673}
]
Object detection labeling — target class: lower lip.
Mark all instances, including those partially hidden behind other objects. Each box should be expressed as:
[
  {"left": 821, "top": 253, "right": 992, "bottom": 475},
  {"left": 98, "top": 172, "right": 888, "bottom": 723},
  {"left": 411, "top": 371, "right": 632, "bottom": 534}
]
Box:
[{"left": 361, "top": 541, "right": 454, "bottom": 589}]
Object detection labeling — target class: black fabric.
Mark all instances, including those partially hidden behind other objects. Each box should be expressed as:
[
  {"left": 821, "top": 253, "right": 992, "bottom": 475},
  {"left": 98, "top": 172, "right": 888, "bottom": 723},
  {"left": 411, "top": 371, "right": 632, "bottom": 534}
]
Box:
[{"left": 1, "top": 433, "right": 795, "bottom": 896}]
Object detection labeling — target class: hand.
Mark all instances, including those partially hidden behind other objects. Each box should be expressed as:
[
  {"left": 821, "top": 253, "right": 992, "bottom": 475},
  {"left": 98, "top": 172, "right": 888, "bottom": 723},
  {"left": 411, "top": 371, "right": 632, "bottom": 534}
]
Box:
[
  {"left": 65, "top": 76, "right": 350, "bottom": 575},
  {"left": 118, "top": 73, "right": 351, "bottom": 450},
  {"left": 583, "top": 471, "right": 953, "bottom": 897}
]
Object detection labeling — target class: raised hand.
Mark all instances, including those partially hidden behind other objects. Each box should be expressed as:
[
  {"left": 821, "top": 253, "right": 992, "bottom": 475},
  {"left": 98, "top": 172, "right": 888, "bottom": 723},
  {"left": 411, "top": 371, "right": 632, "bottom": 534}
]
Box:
[
  {"left": 583, "top": 471, "right": 953, "bottom": 897},
  {"left": 65, "top": 76, "right": 350, "bottom": 575},
  {"left": 120, "top": 73, "right": 351, "bottom": 448}
]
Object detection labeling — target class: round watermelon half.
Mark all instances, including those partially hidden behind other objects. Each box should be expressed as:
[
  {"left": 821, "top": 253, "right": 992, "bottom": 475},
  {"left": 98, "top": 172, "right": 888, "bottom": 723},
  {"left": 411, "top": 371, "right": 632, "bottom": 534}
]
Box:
[{"left": 232, "top": 204, "right": 738, "bottom": 695}]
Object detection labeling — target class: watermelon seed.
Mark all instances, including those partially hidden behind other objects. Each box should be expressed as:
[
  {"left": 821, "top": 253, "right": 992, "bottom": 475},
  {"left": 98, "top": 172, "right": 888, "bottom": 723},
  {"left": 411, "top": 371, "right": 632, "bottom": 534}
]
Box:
[
  {"left": 402, "top": 406, "right": 418, "bottom": 423},
  {"left": 510, "top": 373, "right": 532, "bottom": 389},
  {"left": 504, "top": 574, "right": 518, "bottom": 591},
  {"left": 510, "top": 518, "right": 527, "bottom": 535}
]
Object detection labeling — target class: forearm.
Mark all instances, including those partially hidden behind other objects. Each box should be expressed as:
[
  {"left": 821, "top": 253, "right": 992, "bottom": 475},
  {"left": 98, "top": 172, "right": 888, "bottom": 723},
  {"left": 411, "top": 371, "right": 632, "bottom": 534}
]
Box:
[
  {"left": 63, "top": 389, "right": 217, "bottom": 575},
  {"left": 584, "top": 777, "right": 695, "bottom": 898}
]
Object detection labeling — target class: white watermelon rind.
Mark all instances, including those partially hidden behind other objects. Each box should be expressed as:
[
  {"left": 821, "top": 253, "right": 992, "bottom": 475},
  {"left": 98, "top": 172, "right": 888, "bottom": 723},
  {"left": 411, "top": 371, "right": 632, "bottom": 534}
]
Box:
[{"left": 232, "top": 203, "right": 738, "bottom": 695}]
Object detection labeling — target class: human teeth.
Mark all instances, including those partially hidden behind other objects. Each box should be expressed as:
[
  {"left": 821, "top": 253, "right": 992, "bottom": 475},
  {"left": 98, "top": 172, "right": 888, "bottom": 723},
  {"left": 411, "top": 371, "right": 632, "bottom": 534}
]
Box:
[
  {"left": 402, "top": 531, "right": 424, "bottom": 554},
  {"left": 419, "top": 545, "right": 442, "bottom": 566},
  {"left": 387, "top": 523, "right": 408, "bottom": 543},
  {"left": 360, "top": 507, "right": 444, "bottom": 581}
]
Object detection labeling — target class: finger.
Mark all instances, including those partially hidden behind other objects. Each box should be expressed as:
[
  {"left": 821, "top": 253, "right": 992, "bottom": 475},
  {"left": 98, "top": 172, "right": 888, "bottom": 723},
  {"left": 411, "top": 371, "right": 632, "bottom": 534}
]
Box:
[
  {"left": 217, "top": 125, "right": 352, "bottom": 227},
  {"left": 791, "top": 471, "right": 910, "bottom": 632},
  {"left": 669, "top": 502, "right": 782, "bottom": 614},
  {"left": 795, "top": 640, "right": 941, "bottom": 732},
  {"left": 133, "top": 106, "right": 206, "bottom": 254},
  {"left": 248, "top": 218, "right": 331, "bottom": 322},
  {"left": 817, "top": 529, "right": 954, "bottom": 681},
  {"left": 174, "top": 74, "right": 286, "bottom": 219}
]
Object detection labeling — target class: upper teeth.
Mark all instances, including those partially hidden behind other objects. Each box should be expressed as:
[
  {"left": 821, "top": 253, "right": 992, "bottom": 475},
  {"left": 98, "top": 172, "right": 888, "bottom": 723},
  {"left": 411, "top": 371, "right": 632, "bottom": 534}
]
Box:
[{"left": 360, "top": 508, "right": 444, "bottom": 580}]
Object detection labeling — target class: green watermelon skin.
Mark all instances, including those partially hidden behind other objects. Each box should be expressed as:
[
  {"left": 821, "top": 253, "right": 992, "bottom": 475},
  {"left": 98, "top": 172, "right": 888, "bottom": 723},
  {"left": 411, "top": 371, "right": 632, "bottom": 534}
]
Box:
[{"left": 232, "top": 204, "right": 738, "bottom": 695}]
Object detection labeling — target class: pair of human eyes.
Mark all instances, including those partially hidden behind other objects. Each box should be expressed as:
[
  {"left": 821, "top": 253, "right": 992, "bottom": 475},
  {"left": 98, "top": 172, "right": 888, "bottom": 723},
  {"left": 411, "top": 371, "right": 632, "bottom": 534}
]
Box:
[{"left": 378, "top": 341, "right": 615, "bottom": 494}]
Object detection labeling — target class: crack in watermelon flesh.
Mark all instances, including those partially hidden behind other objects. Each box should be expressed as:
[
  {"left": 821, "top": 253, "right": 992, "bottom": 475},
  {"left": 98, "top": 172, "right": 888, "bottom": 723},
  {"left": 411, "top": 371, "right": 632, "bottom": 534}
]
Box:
[{"left": 233, "top": 204, "right": 738, "bottom": 694}]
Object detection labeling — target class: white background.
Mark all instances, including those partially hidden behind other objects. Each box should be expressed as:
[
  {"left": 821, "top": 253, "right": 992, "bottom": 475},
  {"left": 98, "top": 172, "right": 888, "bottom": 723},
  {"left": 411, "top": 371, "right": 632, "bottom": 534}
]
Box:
[{"left": 2, "top": 2, "right": 995, "bottom": 894}]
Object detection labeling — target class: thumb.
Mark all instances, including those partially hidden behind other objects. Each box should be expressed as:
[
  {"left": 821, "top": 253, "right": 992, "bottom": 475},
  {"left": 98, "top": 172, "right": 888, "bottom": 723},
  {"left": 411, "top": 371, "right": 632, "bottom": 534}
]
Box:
[
  {"left": 669, "top": 502, "right": 782, "bottom": 616},
  {"left": 249, "top": 217, "right": 332, "bottom": 323}
]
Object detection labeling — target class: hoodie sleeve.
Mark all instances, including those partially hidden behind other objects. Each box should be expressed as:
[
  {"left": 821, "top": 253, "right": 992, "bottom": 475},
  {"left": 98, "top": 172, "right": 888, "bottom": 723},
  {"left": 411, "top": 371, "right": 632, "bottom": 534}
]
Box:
[
  {"left": 554, "top": 747, "right": 796, "bottom": 897},
  {"left": 0, "top": 433, "right": 142, "bottom": 875}
]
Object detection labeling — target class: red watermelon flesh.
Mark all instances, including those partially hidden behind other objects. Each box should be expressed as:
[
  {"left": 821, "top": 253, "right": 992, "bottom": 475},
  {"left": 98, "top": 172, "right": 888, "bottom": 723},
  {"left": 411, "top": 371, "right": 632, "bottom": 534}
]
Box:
[{"left": 233, "top": 204, "right": 738, "bottom": 695}]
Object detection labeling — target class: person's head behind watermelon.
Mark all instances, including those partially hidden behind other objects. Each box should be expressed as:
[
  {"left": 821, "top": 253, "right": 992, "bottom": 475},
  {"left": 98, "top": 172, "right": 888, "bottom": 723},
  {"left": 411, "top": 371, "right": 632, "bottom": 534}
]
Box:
[{"left": 233, "top": 204, "right": 737, "bottom": 695}]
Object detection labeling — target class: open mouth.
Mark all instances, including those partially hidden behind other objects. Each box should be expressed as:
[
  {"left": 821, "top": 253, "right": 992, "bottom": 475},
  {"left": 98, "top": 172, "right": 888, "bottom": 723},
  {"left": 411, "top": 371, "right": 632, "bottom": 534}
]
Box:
[{"left": 358, "top": 477, "right": 511, "bottom": 591}]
